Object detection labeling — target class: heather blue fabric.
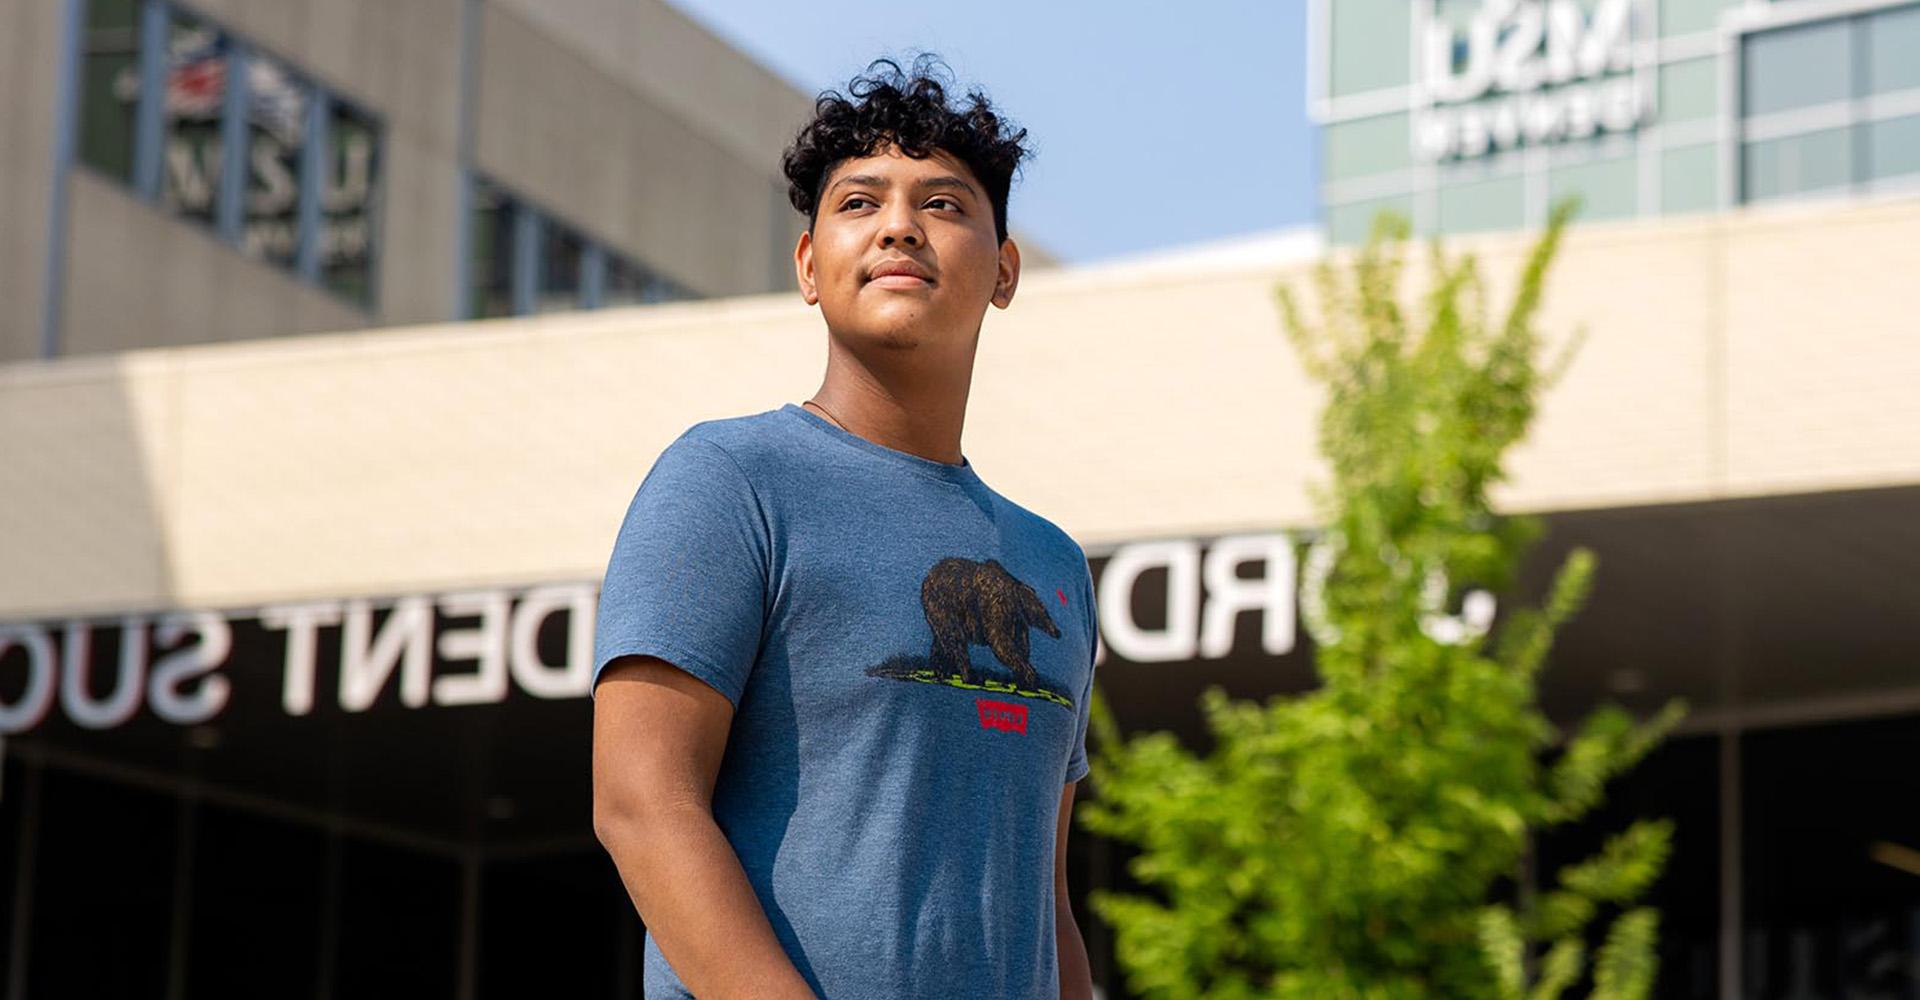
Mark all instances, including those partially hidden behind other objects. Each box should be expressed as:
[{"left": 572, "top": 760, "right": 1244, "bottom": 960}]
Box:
[{"left": 593, "top": 402, "right": 1098, "bottom": 1000}]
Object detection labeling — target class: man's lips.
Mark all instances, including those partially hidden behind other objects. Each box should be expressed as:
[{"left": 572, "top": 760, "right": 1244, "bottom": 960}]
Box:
[{"left": 866, "top": 260, "right": 936, "bottom": 286}]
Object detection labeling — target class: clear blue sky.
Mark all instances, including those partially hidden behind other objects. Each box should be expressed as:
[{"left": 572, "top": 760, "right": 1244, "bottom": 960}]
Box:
[{"left": 662, "top": 1, "right": 1321, "bottom": 265}]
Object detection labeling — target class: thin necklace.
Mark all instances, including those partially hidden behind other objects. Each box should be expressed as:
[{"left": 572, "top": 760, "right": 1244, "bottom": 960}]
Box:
[
  {"left": 804, "top": 398, "right": 966, "bottom": 468},
  {"left": 803, "top": 398, "right": 848, "bottom": 431}
]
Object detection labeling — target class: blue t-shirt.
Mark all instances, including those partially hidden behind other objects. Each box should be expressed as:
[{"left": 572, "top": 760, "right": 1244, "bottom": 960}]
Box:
[{"left": 593, "top": 401, "right": 1098, "bottom": 1000}]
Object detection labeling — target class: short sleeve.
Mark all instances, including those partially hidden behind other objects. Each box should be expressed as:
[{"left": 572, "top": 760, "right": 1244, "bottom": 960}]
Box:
[
  {"left": 592, "top": 435, "right": 770, "bottom": 708},
  {"left": 1064, "top": 551, "right": 1097, "bottom": 783}
]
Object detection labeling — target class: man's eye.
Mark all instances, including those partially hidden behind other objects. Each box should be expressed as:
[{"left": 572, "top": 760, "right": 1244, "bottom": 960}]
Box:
[
  {"left": 842, "top": 196, "right": 873, "bottom": 210},
  {"left": 927, "top": 197, "right": 960, "bottom": 210}
]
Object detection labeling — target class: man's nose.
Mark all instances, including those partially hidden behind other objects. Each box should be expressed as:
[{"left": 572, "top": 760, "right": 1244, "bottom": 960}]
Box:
[{"left": 878, "top": 206, "right": 923, "bottom": 247}]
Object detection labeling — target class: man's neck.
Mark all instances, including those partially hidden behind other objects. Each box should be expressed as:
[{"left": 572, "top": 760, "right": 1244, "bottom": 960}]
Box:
[{"left": 808, "top": 348, "right": 973, "bottom": 467}]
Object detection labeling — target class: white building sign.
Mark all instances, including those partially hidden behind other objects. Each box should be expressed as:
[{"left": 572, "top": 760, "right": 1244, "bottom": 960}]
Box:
[
  {"left": 1413, "top": 0, "right": 1654, "bottom": 161},
  {"left": 0, "top": 533, "right": 1500, "bottom": 734}
]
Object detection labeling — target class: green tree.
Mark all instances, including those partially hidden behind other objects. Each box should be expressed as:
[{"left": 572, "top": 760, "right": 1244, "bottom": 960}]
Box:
[{"left": 1078, "top": 200, "right": 1686, "bottom": 1000}]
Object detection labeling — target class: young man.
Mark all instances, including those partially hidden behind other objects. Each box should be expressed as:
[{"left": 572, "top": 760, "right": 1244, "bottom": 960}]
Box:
[{"left": 590, "top": 55, "right": 1097, "bottom": 1000}]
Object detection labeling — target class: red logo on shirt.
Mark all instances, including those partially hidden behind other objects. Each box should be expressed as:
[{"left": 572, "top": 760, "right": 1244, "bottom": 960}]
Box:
[{"left": 976, "top": 698, "right": 1028, "bottom": 734}]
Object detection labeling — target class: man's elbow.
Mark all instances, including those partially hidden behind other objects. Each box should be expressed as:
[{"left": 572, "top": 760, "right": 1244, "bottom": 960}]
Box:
[
  {"left": 595, "top": 782, "right": 708, "bottom": 853},
  {"left": 593, "top": 784, "right": 658, "bottom": 852},
  {"left": 593, "top": 802, "right": 630, "bottom": 852}
]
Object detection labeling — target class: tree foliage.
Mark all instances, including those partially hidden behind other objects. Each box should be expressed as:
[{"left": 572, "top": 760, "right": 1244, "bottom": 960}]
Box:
[{"left": 1078, "top": 200, "right": 1686, "bottom": 999}]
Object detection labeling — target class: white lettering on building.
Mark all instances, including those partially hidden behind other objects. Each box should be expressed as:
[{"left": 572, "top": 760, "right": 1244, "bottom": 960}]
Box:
[
  {"left": 1413, "top": 0, "right": 1651, "bottom": 161},
  {"left": 0, "top": 583, "right": 597, "bottom": 733},
  {"left": 148, "top": 612, "right": 233, "bottom": 725},
  {"left": 1095, "top": 534, "right": 1301, "bottom": 664}
]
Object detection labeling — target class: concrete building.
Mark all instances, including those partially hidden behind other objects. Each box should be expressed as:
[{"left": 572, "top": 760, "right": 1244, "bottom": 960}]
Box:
[
  {"left": 3, "top": 192, "right": 1918, "bottom": 995},
  {"left": 0, "top": 0, "right": 1055, "bottom": 365},
  {"left": 1310, "top": 0, "right": 1920, "bottom": 244},
  {"left": 1, "top": 1, "right": 1918, "bottom": 997},
  {"left": 1299, "top": 3, "right": 1920, "bottom": 994}
]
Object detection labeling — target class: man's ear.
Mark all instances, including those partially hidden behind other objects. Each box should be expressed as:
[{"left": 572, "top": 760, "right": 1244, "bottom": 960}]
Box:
[
  {"left": 991, "top": 237, "right": 1021, "bottom": 309},
  {"left": 795, "top": 229, "right": 818, "bottom": 305}
]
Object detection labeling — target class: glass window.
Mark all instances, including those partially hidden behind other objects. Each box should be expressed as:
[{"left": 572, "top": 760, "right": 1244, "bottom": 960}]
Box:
[
  {"left": 334, "top": 839, "right": 459, "bottom": 996},
  {"left": 602, "top": 253, "right": 649, "bottom": 308},
  {"left": 0, "top": 758, "right": 17, "bottom": 970},
  {"left": 1868, "top": 4, "right": 1920, "bottom": 97},
  {"left": 537, "top": 222, "right": 586, "bottom": 313},
  {"left": 1744, "top": 716, "right": 1920, "bottom": 997},
  {"left": 237, "top": 50, "right": 307, "bottom": 268},
  {"left": 1548, "top": 153, "right": 1638, "bottom": 221},
  {"left": 465, "top": 177, "right": 699, "bottom": 316},
  {"left": 1535, "top": 736, "right": 1721, "bottom": 999},
  {"left": 67, "top": 4, "right": 385, "bottom": 310},
  {"left": 1744, "top": 126, "right": 1855, "bottom": 201},
  {"left": 1327, "top": 194, "right": 1415, "bottom": 246},
  {"left": 78, "top": 0, "right": 141, "bottom": 182},
  {"left": 322, "top": 99, "right": 381, "bottom": 305},
  {"left": 1436, "top": 172, "right": 1525, "bottom": 233},
  {"left": 1868, "top": 114, "right": 1920, "bottom": 183},
  {"left": 480, "top": 852, "right": 629, "bottom": 996},
  {"left": 1326, "top": 113, "right": 1412, "bottom": 182},
  {"left": 158, "top": 9, "right": 228, "bottom": 228},
  {"left": 1330, "top": 0, "right": 1410, "bottom": 97},
  {"left": 26, "top": 771, "right": 176, "bottom": 998},
  {"left": 1744, "top": 20, "right": 1854, "bottom": 118},
  {"left": 184, "top": 804, "right": 327, "bottom": 996},
  {"left": 468, "top": 180, "right": 517, "bottom": 319},
  {"left": 1661, "top": 0, "right": 1737, "bottom": 38},
  {"left": 1659, "top": 57, "right": 1720, "bottom": 125},
  {"left": 1662, "top": 142, "right": 1721, "bottom": 213},
  {"left": 605, "top": 254, "right": 690, "bottom": 306}
]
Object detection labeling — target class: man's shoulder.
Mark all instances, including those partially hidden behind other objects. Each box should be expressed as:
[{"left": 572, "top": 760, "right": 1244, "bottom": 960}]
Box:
[
  {"left": 983, "top": 486, "right": 1088, "bottom": 564},
  {"left": 671, "top": 406, "right": 797, "bottom": 473}
]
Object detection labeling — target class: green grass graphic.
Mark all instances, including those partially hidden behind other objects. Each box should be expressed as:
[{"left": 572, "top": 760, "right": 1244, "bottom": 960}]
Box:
[{"left": 865, "top": 654, "right": 1074, "bottom": 709}]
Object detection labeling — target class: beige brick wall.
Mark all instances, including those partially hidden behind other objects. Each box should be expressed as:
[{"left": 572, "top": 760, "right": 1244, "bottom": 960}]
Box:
[{"left": 1, "top": 194, "right": 1916, "bottom": 619}]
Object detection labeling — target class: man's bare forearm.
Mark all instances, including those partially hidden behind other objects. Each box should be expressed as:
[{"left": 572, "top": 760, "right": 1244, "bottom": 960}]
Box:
[
  {"left": 1058, "top": 900, "right": 1094, "bottom": 1000},
  {"left": 599, "top": 803, "right": 818, "bottom": 999}
]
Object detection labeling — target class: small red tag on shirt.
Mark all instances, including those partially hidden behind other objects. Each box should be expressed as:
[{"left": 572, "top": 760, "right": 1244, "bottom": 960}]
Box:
[{"left": 976, "top": 698, "right": 1028, "bottom": 734}]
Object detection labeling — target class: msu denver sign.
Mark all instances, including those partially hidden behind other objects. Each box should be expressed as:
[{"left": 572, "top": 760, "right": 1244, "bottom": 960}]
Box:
[{"left": 1414, "top": 0, "right": 1653, "bottom": 161}]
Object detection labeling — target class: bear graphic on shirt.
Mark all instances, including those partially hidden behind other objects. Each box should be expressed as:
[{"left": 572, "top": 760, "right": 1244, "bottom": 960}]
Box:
[{"left": 864, "top": 556, "right": 1074, "bottom": 708}]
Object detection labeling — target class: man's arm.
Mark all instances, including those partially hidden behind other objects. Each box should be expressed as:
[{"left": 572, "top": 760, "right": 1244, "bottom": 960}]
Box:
[
  {"left": 593, "top": 655, "right": 817, "bottom": 1000},
  {"left": 1056, "top": 779, "right": 1094, "bottom": 1000}
]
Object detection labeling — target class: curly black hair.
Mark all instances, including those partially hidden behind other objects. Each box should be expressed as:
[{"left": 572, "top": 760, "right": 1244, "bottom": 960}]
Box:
[{"left": 782, "top": 54, "right": 1032, "bottom": 245}]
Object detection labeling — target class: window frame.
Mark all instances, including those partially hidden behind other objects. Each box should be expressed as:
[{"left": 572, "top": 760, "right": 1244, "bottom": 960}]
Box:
[
  {"left": 1734, "top": 0, "right": 1920, "bottom": 204},
  {"left": 461, "top": 172, "right": 698, "bottom": 319},
  {"left": 72, "top": 0, "right": 386, "bottom": 312}
]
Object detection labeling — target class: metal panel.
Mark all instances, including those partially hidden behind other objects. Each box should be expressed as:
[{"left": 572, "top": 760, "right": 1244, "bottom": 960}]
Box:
[{"left": 39, "top": 0, "right": 86, "bottom": 358}]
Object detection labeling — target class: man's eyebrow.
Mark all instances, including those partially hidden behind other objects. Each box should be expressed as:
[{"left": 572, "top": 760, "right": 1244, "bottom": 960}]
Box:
[{"left": 825, "top": 173, "right": 980, "bottom": 198}]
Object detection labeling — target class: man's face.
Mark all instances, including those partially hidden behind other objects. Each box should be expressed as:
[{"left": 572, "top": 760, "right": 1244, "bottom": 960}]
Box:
[{"left": 795, "top": 143, "right": 1019, "bottom": 355}]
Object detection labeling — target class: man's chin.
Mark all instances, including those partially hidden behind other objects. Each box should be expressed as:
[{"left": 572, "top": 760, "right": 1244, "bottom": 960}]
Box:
[
  {"left": 837, "top": 303, "right": 934, "bottom": 333},
  {"left": 858, "top": 325, "right": 927, "bottom": 351},
  {"left": 827, "top": 315, "right": 934, "bottom": 352}
]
